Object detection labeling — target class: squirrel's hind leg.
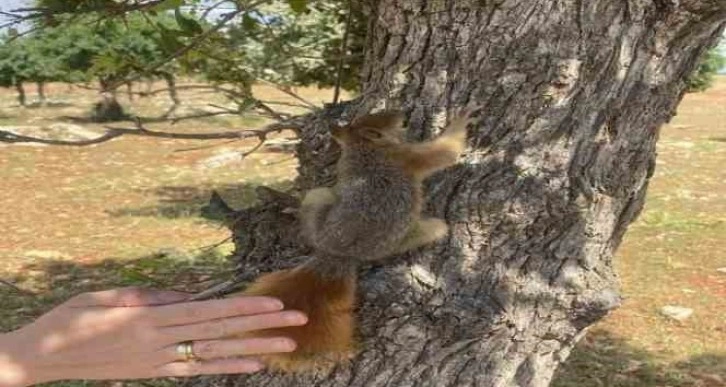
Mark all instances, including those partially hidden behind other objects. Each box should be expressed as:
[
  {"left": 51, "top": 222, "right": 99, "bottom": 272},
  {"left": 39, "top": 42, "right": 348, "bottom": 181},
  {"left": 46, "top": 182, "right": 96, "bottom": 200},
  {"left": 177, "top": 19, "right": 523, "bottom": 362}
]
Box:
[{"left": 392, "top": 217, "right": 448, "bottom": 255}]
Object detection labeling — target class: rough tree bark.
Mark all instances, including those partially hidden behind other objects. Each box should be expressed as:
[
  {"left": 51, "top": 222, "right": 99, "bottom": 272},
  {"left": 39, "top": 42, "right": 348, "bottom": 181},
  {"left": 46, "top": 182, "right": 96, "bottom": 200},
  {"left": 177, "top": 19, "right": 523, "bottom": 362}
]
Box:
[
  {"left": 161, "top": 73, "right": 181, "bottom": 118},
  {"left": 201, "top": 1, "right": 726, "bottom": 386},
  {"left": 126, "top": 81, "right": 134, "bottom": 102},
  {"left": 14, "top": 81, "right": 26, "bottom": 107},
  {"left": 36, "top": 81, "right": 46, "bottom": 106}
]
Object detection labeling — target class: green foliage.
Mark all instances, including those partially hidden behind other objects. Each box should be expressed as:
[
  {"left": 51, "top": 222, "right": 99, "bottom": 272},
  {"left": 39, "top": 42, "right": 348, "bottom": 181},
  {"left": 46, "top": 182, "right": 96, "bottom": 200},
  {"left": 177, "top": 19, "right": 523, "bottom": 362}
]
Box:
[
  {"left": 0, "top": 30, "right": 69, "bottom": 86},
  {"left": 86, "top": 14, "right": 182, "bottom": 84},
  {"left": 686, "top": 46, "right": 726, "bottom": 92},
  {"left": 0, "top": 12, "right": 191, "bottom": 88},
  {"left": 3, "top": 0, "right": 367, "bottom": 103},
  {"left": 223, "top": 1, "right": 366, "bottom": 91}
]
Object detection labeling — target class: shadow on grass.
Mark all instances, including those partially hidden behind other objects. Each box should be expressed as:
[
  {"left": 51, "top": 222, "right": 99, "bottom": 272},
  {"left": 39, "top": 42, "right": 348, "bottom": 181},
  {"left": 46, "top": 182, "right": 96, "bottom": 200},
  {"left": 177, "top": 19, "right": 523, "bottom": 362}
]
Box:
[
  {"left": 105, "top": 181, "right": 295, "bottom": 220},
  {"left": 553, "top": 329, "right": 726, "bottom": 387},
  {"left": 0, "top": 246, "right": 236, "bottom": 335},
  {"left": 24, "top": 101, "right": 75, "bottom": 109},
  {"left": 2, "top": 252, "right": 724, "bottom": 387},
  {"left": 707, "top": 137, "right": 726, "bottom": 143}
]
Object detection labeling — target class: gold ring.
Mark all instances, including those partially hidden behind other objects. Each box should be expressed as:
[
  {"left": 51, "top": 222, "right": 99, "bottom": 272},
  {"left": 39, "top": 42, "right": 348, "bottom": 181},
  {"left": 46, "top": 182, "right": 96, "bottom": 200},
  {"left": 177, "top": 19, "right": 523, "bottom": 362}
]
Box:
[{"left": 176, "top": 341, "right": 198, "bottom": 362}]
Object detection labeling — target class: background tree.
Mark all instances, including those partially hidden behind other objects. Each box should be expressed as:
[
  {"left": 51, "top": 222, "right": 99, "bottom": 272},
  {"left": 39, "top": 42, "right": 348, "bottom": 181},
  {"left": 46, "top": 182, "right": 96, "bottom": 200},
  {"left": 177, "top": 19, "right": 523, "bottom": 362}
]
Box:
[
  {"left": 0, "top": 36, "right": 29, "bottom": 106},
  {"left": 87, "top": 13, "right": 185, "bottom": 120},
  {"left": 1, "top": 0, "right": 725, "bottom": 386},
  {"left": 686, "top": 45, "right": 726, "bottom": 92},
  {"left": 0, "top": 31, "right": 68, "bottom": 106}
]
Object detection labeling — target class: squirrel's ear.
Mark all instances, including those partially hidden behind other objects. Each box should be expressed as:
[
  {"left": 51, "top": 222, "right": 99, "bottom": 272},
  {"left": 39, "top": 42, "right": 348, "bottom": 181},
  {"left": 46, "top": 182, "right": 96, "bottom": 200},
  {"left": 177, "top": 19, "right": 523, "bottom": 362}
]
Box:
[{"left": 351, "top": 111, "right": 404, "bottom": 130}]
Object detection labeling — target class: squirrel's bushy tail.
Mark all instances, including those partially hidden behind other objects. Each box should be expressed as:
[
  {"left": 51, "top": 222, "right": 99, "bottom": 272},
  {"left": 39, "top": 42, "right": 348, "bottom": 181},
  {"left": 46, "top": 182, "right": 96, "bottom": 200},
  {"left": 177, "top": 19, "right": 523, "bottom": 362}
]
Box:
[{"left": 240, "top": 256, "right": 356, "bottom": 372}]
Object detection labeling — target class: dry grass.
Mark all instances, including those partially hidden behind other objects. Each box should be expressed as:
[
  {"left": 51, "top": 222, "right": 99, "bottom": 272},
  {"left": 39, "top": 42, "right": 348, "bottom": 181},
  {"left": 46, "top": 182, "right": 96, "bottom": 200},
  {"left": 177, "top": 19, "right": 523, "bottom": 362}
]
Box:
[
  {"left": 0, "top": 81, "right": 331, "bottom": 333},
  {"left": 0, "top": 78, "right": 724, "bottom": 386}
]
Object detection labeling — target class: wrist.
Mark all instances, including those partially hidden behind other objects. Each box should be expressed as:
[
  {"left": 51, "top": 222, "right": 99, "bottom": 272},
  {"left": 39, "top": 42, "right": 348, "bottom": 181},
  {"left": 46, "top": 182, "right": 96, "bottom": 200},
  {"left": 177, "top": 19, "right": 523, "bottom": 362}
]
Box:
[
  {"left": 0, "top": 330, "right": 49, "bottom": 387},
  {"left": 0, "top": 331, "right": 31, "bottom": 387}
]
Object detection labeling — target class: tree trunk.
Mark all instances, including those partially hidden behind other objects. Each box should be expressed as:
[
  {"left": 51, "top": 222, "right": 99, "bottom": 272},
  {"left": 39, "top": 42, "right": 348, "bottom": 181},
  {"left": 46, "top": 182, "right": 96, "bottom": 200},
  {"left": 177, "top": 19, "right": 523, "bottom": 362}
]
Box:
[
  {"left": 144, "top": 78, "right": 154, "bottom": 96},
  {"left": 36, "top": 81, "right": 46, "bottom": 106},
  {"left": 126, "top": 81, "right": 134, "bottom": 102},
  {"left": 15, "top": 81, "right": 26, "bottom": 107},
  {"left": 205, "top": 1, "right": 726, "bottom": 386},
  {"left": 91, "top": 78, "right": 126, "bottom": 122},
  {"left": 161, "top": 73, "right": 180, "bottom": 118}
]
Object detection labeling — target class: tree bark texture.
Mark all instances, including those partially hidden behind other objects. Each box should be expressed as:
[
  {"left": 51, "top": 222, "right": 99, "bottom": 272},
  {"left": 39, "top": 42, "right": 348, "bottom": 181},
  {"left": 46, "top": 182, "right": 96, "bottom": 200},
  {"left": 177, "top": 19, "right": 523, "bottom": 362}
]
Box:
[
  {"left": 162, "top": 73, "right": 181, "bottom": 118},
  {"left": 206, "top": 1, "right": 726, "bottom": 386},
  {"left": 15, "top": 82, "right": 26, "bottom": 107},
  {"left": 36, "top": 81, "right": 46, "bottom": 105}
]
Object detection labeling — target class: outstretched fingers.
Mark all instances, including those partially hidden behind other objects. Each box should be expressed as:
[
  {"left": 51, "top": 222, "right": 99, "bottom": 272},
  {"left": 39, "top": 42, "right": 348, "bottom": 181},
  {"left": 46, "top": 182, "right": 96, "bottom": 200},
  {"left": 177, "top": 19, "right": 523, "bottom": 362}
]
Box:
[
  {"left": 150, "top": 296, "right": 285, "bottom": 326},
  {"left": 156, "top": 358, "right": 267, "bottom": 376},
  {"left": 158, "top": 311, "right": 307, "bottom": 341}
]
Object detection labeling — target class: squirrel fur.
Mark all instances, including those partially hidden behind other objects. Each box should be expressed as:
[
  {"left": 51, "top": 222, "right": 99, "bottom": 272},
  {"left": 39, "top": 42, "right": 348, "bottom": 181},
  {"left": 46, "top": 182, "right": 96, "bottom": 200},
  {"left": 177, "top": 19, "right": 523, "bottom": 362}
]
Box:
[{"left": 239, "top": 108, "right": 476, "bottom": 372}]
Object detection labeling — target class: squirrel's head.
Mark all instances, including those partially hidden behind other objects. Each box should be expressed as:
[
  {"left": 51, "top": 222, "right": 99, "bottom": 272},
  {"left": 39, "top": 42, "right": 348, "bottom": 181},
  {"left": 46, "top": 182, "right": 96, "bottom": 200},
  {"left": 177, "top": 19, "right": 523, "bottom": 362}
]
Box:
[{"left": 330, "top": 111, "right": 405, "bottom": 147}]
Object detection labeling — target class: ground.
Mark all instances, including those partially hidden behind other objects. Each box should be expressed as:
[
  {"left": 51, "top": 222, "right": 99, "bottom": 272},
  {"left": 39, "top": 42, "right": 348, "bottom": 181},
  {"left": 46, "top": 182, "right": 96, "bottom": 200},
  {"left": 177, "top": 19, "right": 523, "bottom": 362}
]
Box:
[{"left": 0, "top": 78, "right": 724, "bottom": 386}]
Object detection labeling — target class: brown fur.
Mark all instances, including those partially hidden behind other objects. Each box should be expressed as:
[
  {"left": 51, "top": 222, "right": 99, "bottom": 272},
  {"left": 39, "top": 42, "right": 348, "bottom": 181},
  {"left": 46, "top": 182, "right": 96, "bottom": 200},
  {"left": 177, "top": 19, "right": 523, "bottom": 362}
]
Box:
[
  {"left": 241, "top": 266, "right": 356, "bottom": 372},
  {"left": 239, "top": 108, "right": 477, "bottom": 372}
]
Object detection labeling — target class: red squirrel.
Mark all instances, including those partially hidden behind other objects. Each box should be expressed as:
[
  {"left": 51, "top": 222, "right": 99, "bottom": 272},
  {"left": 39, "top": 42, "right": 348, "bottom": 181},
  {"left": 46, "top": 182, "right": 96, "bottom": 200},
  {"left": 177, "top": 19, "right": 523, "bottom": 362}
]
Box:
[{"left": 240, "top": 108, "right": 476, "bottom": 371}]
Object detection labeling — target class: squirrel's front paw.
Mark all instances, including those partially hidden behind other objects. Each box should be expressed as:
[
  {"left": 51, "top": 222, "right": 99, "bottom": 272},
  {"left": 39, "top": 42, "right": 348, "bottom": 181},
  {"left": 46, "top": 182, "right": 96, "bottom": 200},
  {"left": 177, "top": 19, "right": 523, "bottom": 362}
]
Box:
[{"left": 448, "top": 105, "right": 481, "bottom": 134}]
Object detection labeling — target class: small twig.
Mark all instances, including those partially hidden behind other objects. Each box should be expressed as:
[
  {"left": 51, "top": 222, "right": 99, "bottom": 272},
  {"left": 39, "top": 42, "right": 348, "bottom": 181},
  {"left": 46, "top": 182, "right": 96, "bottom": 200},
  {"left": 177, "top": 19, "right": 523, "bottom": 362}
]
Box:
[
  {"left": 168, "top": 110, "right": 240, "bottom": 124},
  {"left": 0, "top": 119, "right": 301, "bottom": 146},
  {"left": 191, "top": 236, "right": 234, "bottom": 253},
  {"left": 136, "top": 84, "right": 223, "bottom": 96},
  {"left": 255, "top": 101, "right": 287, "bottom": 121},
  {"left": 256, "top": 79, "right": 319, "bottom": 110},
  {"left": 241, "top": 137, "right": 266, "bottom": 157},
  {"left": 258, "top": 100, "right": 316, "bottom": 110},
  {"left": 186, "top": 276, "right": 247, "bottom": 301},
  {"left": 0, "top": 130, "right": 125, "bottom": 146},
  {"left": 0, "top": 279, "right": 36, "bottom": 296}
]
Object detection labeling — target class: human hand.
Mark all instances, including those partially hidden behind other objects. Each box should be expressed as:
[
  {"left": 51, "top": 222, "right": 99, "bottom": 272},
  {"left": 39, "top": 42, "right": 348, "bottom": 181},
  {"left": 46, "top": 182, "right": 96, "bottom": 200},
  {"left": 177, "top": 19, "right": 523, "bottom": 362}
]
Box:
[{"left": 0, "top": 287, "right": 308, "bottom": 386}]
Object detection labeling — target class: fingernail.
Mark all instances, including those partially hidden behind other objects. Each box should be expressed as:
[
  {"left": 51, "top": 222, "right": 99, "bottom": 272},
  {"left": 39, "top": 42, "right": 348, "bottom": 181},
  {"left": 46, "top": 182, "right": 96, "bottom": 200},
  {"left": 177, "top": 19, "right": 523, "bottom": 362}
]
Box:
[
  {"left": 268, "top": 299, "right": 284, "bottom": 310},
  {"left": 275, "top": 338, "right": 296, "bottom": 352},
  {"left": 285, "top": 311, "right": 308, "bottom": 324}
]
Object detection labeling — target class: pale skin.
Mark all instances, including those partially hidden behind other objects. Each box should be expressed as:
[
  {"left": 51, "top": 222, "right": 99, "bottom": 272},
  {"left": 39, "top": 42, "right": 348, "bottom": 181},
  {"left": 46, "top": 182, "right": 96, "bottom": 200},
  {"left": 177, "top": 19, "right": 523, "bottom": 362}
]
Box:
[{"left": 0, "top": 287, "right": 308, "bottom": 386}]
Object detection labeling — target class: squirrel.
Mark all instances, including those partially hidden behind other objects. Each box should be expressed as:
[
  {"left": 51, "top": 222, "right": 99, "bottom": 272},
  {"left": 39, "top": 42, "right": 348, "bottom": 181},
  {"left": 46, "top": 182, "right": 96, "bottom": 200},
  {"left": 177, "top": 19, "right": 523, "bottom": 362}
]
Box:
[{"left": 240, "top": 108, "right": 477, "bottom": 372}]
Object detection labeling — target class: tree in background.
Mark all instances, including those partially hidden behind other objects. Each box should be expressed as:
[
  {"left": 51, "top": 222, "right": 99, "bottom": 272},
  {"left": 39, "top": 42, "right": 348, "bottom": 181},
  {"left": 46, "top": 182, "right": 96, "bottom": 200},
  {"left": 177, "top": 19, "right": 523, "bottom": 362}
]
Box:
[
  {"left": 686, "top": 44, "right": 726, "bottom": 92},
  {"left": 86, "top": 14, "right": 184, "bottom": 120},
  {"left": 0, "top": 11, "right": 190, "bottom": 119},
  {"left": 0, "top": 30, "right": 69, "bottom": 106}
]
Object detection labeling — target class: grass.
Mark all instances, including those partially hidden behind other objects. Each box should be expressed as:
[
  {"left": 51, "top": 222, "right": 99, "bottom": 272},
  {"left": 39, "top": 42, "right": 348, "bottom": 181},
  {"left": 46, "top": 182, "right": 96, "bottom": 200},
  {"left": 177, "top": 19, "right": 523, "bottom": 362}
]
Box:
[{"left": 1, "top": 78, "right": 725, "bottom": 386}]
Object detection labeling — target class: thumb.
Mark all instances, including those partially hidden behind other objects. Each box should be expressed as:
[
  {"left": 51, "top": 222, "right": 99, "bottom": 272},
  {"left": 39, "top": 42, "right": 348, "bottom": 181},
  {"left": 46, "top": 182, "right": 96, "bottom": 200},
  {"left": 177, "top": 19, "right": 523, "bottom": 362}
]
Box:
[{"left": 70, "top": 287, "right": 191, "bottom": 307}]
